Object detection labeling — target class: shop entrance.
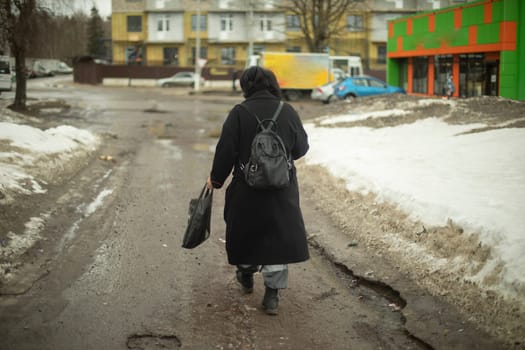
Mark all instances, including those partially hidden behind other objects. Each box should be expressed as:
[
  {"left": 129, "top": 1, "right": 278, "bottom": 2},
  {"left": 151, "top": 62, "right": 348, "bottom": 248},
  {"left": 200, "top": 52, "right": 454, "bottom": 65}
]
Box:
[
  {"left": 459, "top": 54, "right": 485, "bottom": 97},
  {"left": 485, "top": 61, "right": 499, "bottom": 96},
  {"left": 434, "top": 55, "right": 453, "bottom": 97}
]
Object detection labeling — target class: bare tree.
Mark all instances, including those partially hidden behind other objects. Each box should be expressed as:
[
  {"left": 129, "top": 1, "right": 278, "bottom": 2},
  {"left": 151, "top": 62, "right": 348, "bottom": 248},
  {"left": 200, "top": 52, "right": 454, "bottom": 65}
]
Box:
[
  {"left": 0, "top": 0, "right": 39, "bottom": 110},
  {"left": 279, "top": 0, "right": 359, "bottom": 53},
  {"left": 0, "top": 0, "right": 87, "bottom": 110}
]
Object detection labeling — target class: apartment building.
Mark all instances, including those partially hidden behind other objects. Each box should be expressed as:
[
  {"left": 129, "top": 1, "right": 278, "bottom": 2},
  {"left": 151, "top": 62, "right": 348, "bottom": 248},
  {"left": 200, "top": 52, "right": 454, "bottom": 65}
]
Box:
[{"left": 111, "top": 0, "right": 479, "bottom": 74}]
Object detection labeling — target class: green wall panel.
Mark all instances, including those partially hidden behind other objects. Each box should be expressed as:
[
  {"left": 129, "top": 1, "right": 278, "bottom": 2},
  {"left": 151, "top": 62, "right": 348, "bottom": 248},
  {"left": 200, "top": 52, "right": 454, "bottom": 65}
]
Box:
[
  {"left": 501, "top": 50, "right": 518, "bottom": 74},
  {"left": 387, "top": 58, "right": 399, "bottom": 86},
  {"left": 435, "top": 11, "right": 454, "bottom": 33},
  {"left": 502, "top": 0, "right": 519, "bottom": 21},
  {"left": 403, "top": 35, "right": 415, "bottom": 50},
  {"left": 462, "top": 5, "right": 484, "bottom": 26},
  {"left": 393, "top": 21, "right": 407, "bottom": 37},
  {"left": 492, "top": 1, "right": 504, "bottom": 21},
  {"left": 500, "top": 51, "right": 519, "bottom": 100},
  {"left": 388, "top": 37, "right": 397, "bottom": 52},
  {"left": 477, "top": 23, "right": 501, "bottom": 44},
  {"left": 413, "top": 16, "right": 428, "bottom": 34},
  {"left": 518, "top": 0, "right": 525, "bottom": 100},
  {"left": 450, "top": 28, "right": 469, "bottom": 46}
]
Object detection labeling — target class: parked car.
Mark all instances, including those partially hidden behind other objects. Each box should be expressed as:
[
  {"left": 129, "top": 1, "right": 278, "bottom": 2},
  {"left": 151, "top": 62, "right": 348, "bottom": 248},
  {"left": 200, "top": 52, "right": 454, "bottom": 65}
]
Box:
[
  {"left": 53, "top": 61, "right": 73, "bottom": 74},
  {"left": 311, "top": 80, "right": 341, "bottom": 104},
  {"left": 334, "top": 76, "right": 405, "bottom": 101},
  {"left": 29, "top": 62, "right": 54, "bottom": 78},
  {"left": 310, "top": 69, "right": 347, "bottom": 104},
  {"left": 157, "top": 72, "right": 205, "bottom": 88}
]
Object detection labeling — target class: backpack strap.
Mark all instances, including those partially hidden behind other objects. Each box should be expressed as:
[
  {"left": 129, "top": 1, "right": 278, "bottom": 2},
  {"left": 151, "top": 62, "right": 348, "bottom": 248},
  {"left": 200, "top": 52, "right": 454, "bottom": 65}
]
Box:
[
  {"left": 238, "top": 102, "right": 261, "bottom": 124},
  {"left": 239, "top": 101, "right": 284, "bottom": 131},
  {"left": 271, "top": 101, "right": 284, "bottom": 122}
]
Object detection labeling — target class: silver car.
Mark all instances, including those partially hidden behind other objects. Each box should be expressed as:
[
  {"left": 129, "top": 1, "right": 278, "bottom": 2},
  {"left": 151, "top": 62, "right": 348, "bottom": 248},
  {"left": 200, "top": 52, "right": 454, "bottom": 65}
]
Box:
[
  {"left": 311, "top": 80, "right": 341, "bottom": 104},
  {"left": 311, "top": 69, "right": 346, "bottom": 104},
  {"left": 157, "top": 72, "right": 205, "bottom": 88}
]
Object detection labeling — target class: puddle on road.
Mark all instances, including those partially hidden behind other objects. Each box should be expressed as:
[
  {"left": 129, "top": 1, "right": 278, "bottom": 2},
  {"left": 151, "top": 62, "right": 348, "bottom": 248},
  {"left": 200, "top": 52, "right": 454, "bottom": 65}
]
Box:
[
  {"left": 127, "top": 333, "right": 181, "bottom": 349},
  {"left": 155, "top": 139, "right": 183, "bottom": 160},
  {"left": 192, "top": 143, "right": 212, "bottom": 152},
  {"left": 148, "top": 120, "right": 174, "bottom": 139}
]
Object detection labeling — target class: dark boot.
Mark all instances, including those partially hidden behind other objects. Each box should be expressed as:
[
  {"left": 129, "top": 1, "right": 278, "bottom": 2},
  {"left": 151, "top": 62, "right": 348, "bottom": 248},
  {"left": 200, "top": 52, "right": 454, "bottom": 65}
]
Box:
[
  {"left": 236, "top": 270, "right": 254, "bottom": 294},
  {"left": 262, "top": 287, "right": 279, "bottom": 315}
]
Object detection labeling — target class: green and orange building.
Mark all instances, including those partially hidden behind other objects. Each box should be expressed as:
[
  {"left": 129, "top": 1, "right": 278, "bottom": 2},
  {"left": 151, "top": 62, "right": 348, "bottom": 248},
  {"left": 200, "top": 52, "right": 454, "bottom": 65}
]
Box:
[{"left": 387, "top": 0, "right": 524, "bottom": 100}]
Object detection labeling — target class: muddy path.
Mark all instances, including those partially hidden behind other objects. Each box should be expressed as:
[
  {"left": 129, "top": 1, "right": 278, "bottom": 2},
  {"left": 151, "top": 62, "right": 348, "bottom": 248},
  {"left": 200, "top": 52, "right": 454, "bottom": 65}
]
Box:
[{"left": 0, "top": 83, "right": 515, "bottom": 349}]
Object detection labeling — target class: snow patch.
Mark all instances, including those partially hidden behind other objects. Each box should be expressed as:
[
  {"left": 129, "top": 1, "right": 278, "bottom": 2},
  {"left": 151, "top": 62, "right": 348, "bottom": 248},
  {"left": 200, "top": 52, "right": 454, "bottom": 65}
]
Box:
[
  {"left": 305, "top": 116, "right": 525, "bottom": 298},
  {"left": 0, "top": 213, "right": 50, "bottom": 259},
  {"left": 320, "top": 109, "right": 409, "bottom": 125},
  {"left": 0, "top": 122, "right": 99, "bottom": 202}
]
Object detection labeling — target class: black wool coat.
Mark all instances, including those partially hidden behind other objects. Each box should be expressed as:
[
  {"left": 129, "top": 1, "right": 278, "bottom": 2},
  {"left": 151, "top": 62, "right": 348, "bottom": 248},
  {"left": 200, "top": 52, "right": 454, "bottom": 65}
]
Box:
[{"left": 210, "top": 90, "right": 310, "bottom": 265}]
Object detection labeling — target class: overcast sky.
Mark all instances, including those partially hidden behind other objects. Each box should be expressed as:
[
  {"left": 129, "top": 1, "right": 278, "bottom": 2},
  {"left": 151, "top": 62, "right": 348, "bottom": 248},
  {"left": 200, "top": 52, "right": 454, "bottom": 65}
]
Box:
[{"left": 74, "top": 0, "right": 111, "bottom": 17}]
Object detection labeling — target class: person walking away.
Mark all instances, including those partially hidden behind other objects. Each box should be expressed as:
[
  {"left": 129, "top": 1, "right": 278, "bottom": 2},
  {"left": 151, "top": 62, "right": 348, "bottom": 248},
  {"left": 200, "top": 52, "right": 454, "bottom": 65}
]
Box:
[
  {"left": 207, "top": 66, "right": 310, "bottom": 315},
  {"left": 446, "top": 74, "right": 455, "bottom": 99},
  {"left": 231, "top": 70, "right": 238, "bottom": 92}
]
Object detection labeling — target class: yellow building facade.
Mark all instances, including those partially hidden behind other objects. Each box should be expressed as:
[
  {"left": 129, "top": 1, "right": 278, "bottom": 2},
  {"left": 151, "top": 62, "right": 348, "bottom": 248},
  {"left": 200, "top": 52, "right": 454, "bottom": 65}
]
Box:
[{"left": 110, "top": 0, "right": 445, "bottom": 74}]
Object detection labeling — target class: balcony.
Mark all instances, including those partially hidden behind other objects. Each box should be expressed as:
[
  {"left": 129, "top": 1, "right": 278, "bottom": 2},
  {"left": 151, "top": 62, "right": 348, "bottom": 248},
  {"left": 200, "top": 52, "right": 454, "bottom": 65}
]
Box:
[
  {"left": 212, "top": 0, "right": 281, "bottom": 11},
  {"left": 146, "top": 0, "right": 182, "bottom": 11}
]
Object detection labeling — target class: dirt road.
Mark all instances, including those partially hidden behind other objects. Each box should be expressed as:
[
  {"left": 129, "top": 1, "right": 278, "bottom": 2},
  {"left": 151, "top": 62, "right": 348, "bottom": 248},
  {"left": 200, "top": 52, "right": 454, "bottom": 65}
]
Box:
[{"left": 0, "top": 81, "right": 513, "bottom": 349}]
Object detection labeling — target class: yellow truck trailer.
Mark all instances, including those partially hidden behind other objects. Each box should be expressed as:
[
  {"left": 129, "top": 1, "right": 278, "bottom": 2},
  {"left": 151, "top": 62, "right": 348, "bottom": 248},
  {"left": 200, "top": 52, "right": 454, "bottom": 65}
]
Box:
[
  {"left": 256, "top": 52, "right": 333, "bottom": 101},
  {"left": 249, "top": 52, "right": 363, "bottom": 100}
]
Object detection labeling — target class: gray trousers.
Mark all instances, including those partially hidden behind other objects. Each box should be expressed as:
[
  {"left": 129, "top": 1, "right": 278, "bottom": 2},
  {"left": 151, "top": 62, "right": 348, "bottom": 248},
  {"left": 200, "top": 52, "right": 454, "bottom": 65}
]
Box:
[{"left": 238, "top": 264, "right": 288, "bottom": 289}]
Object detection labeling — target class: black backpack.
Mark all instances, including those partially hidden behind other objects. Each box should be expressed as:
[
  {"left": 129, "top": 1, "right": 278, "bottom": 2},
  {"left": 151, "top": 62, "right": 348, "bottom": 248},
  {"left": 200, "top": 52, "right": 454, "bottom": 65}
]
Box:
[{"left": 239, "top": 101, "right": 291, "bottom": 190}]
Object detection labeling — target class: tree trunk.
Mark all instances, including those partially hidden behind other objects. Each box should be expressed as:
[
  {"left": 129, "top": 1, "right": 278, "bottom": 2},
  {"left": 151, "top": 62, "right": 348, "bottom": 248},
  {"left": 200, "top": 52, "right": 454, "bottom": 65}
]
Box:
[{"left": 11, "top": 47, "right": 28, "bottom": 111}]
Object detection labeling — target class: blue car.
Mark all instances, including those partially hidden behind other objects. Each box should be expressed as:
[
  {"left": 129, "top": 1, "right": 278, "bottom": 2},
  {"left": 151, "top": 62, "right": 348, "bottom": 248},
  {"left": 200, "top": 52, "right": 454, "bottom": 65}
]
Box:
[{"left": 334, "top": 76, "right": 405, "bottom": 101}]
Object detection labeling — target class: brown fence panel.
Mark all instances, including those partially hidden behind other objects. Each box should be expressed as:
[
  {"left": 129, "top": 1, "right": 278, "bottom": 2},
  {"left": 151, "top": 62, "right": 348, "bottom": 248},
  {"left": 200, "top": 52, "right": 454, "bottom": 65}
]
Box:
[
  {"left": 73, "top": 59, "right": 238, "bottom": 85},
  {"left": 73, "top": 61, "right": 102, "bottom": 84}
]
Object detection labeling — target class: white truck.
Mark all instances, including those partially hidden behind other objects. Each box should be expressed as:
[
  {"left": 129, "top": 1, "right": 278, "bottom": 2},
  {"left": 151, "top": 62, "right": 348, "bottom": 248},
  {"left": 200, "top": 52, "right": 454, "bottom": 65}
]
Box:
[
  {"left": 247, "top": 52, "right": 362, "bottom": 100},
  {"left": 330, "top": 55, "right": 363, "bottom": 77}
]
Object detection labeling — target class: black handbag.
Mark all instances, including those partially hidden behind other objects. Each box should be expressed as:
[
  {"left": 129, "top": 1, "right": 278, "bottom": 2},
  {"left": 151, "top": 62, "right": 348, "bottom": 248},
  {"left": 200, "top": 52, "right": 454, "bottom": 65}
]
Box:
[{"left": 182, "top": 184, "right": 213, "bottom": 249}]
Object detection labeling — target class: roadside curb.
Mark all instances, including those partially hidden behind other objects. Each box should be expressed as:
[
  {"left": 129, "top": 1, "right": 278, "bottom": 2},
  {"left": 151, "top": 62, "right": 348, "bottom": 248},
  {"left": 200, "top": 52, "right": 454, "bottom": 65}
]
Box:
[{"left": 300, "top": 193, "right": 508, "bottom": 350}]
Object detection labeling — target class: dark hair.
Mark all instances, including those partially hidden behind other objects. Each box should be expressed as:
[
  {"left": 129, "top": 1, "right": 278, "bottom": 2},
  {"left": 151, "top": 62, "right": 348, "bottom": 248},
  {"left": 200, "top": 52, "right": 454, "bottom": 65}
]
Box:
[{"left": 240, "top": 66, "right": 282, "bottom": 99}]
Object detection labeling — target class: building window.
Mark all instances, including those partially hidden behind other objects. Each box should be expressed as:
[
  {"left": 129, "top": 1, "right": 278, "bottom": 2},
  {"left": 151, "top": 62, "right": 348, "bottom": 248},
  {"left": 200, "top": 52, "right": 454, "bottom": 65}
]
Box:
[
  {"left": 158, "top": 16, "right": 170, "bottom": 31},
  {"left": 347, "top": 15, "right": 363, "bottom": 32},
  {"left": 126, "top": 45, "right": 143, "bottom": 65},
  {"left": 286, "top": 15, "right": 300, "bottom": 31},
  {"left": 286, "top": 46, "right": 301, "bottom": 52},
  {"left": 127, "top": 16, "right": 142, "bottom": 32},
  {"left": 434, "top": 55, "right": 453, "bottom": 96},
  {"left": 377, "top": 45, "right": 386, "bottom": 64},
  {"left": 163, "top": 47, "right": 178, "bottom": 66},
  {"left": 253, "top": 45, "right": 264, "bottom": 56},
  {"left": 459, "top": 54, "right": 487, "bottom": 97},
  {"left": 220, "top": 14, "right": 233, "bottom": 31},
  {"left": 221, "top": 47, "right": 236, "bottom": 65},
  {"left": 191, "top": 47, "right": 207, "bottom": 65},
  {"left": 412, "top": 56, "right": 428, "bottom": 94},
  {"left": 259, "top": 15, "right": 272, "bottom": 31},
  {"left": 191, "top": 15, "right": 207, "bottom": 31}
]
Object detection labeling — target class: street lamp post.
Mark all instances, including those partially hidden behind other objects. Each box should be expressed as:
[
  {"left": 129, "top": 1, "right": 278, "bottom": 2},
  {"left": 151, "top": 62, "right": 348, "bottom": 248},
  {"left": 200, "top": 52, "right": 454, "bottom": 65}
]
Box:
[{"left": 194, "top": 0, "right": 201, "bottom": 91}]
